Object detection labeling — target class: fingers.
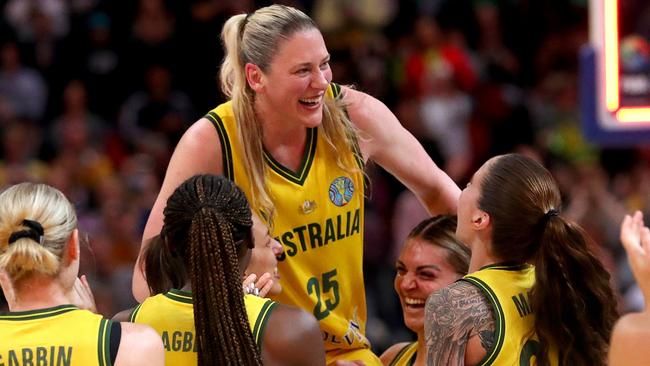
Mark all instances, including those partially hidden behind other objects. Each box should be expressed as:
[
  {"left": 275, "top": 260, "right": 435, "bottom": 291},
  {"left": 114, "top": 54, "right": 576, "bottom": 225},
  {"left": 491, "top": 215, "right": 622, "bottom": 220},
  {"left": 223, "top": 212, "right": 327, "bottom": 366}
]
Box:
[
  {"left": 242, "top": 273, "right": 257, "bottom": 295},
  {"left": 71, "top": 276, "right": 98, "bottom": 313},
  {"left": 242, "top": 273, "right": 257, "bottom": 288},
  {"left": 256, "top": 272, "right": 274, "bottom": 298},
  {"left": 80, "top": 275, "right": 96, "bottom": 311},
  {"left": 621, "top": 211, "right": 644, "bottom": 255},
  {"left": 242, "top": 273, "right": 275, "bottom": 297},
  {"left": 641, "top": 227, "right": 650, "bottom": 255}
]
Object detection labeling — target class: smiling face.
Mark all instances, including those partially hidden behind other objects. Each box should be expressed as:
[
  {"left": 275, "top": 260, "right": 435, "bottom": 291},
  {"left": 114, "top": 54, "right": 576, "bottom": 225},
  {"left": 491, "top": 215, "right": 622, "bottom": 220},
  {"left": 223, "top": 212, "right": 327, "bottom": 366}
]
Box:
[
  {"left": 394, "top": 238, "right": 464, "bottom": 334},
  {"left": 246, "top": 215, "right": 283, "bottom": 295},
  {"left": 253, "top": 28, "right": 332, "bottom": 129}
]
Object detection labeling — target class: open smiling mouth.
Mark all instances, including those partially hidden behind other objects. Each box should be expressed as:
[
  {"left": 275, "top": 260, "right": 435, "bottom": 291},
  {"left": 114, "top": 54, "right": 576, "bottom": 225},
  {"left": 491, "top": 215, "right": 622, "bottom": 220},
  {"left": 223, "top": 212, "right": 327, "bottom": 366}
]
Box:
[
  {"left": 404, "top": 297, "right": 426, "bottom": 308},
  {"left": 299, "top": 96, "right": 322, "bottom": 107}
]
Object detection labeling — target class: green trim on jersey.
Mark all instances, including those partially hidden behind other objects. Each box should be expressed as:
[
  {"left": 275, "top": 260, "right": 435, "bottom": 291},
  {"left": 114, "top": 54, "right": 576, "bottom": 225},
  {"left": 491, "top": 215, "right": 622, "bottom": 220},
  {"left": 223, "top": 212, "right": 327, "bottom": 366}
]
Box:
[
  {"left": 97, "top": 318, "right": 113, "bottom": 366},
  {"left": 205, "top": 111, "right": 234, "bottom": 181},
  {"left": 0, "top": 304, "right": 77, "bottom": 321},
  {"left": 263, "top": 127, "right": 317, "bottom": 185},
  {"left": 251, "top": 299, "right": 277, "bottom": 349},
  {"left": 389, "top": 342, "right": 417, "bottom": 366},
  {"left": 479, "top": 263, "right": 531, "bottom": 272},
  {"left": 164, "top": 289, "right": 193, "bottom": 304},
  {"left": 129, "top": 303, "right": 143, "bottom": 323},
  {"left": 462, "top": 276, "right": 506, "bottom": 366}
]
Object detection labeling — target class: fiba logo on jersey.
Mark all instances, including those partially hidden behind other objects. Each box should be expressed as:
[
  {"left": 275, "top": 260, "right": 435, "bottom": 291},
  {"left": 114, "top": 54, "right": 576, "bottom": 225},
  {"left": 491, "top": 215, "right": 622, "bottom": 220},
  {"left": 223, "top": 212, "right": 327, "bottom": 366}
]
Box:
[{"left": 328, "top": 176, "right": 354, "bottom": 207}]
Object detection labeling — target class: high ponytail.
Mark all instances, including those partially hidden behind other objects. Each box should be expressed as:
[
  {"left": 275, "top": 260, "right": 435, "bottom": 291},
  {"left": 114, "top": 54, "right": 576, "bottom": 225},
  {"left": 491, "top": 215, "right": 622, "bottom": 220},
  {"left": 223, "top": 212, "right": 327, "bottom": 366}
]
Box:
[
  {"left": 219, "top": 13, "right": 248, "bottom": 100},
  {"left": 533, "top": 218, "right": 617, "bottom": 366}
]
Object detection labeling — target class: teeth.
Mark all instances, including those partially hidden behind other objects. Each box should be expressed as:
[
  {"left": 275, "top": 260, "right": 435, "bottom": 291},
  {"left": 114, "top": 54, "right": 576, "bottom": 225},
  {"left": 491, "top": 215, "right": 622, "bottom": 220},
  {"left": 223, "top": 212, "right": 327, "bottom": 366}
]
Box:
[
  {"left": 299, "top": 96, "right": 322, "bottom": 104},
  {"left": 405, "top": 298, "right": 425, "bottom": 305}
]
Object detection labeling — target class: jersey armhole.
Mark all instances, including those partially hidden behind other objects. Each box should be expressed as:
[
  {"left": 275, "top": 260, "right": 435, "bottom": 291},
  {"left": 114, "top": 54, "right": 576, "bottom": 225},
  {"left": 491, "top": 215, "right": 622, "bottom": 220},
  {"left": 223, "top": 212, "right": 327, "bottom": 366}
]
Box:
[
  {"left": 254, "top": 299, "right": 278, "bottom": 350},
  {"left": 109, "top": 321, "right": 121, "bottom": 365},
  {"left": 460, "top": 277, "right": 505, "bottom": 366},
  {"left": 204, "top": 111, "right": 234, "bottom": 181}
]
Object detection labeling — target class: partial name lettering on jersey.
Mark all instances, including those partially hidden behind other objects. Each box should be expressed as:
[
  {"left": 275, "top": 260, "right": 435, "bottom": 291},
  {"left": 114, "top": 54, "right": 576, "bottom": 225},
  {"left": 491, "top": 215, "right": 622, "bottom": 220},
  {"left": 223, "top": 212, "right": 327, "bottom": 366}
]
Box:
[
  {"left": 0, "top": 346, "right": 72, "bottom": 366},
  {"left": 321, "top": 309, "right": 370, "bottom": 348},
  {"left": 161, "top": 330, "right": 197, "bottom": 353}
]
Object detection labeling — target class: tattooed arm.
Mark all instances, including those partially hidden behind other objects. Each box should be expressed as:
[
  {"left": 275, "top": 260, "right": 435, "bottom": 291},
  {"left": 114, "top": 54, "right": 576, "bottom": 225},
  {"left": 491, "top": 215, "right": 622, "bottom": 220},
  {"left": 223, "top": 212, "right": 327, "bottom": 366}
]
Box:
[{"left": 425, "top": 281, "right": 496, "bottom": 366}]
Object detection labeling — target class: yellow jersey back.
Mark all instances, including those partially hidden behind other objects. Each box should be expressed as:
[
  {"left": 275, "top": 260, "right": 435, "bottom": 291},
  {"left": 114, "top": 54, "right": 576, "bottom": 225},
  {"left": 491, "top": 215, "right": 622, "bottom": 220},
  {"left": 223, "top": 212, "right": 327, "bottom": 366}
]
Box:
[
  {"left": 131, "top": 289, "right": 276, "bottom": 365},
  {"left": 463, "top": 264, "right": 558, "bottom": 366},
  {"left": 0, "top": 305, "right": 114, "bottom": 366}
]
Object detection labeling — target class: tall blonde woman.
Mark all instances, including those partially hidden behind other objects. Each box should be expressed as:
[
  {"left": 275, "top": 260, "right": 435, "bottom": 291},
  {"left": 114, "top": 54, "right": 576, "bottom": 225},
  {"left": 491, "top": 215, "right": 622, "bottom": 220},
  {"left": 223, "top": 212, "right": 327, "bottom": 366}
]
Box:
[
  {"left": 0, "top": 182, "right": 163, "bottom": 366},
  {"left": 133, "top": 4, "right": 459, "bottom": 365}
]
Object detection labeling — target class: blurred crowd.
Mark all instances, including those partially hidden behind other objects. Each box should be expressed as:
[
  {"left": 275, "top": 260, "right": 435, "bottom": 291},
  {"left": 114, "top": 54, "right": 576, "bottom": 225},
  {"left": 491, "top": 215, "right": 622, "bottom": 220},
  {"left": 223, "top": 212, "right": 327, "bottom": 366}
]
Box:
[{"left": 1, "top": 0, "right": 649, "bottom": 353}]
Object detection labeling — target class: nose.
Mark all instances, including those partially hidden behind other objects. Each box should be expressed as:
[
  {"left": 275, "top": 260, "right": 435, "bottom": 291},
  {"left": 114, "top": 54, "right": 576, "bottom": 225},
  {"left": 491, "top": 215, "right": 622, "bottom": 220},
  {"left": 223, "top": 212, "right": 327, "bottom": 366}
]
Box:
[
  {"left": 271, "top": 238, "right": 283, "bottom": 256},
  {"left": 312, "top": 68, "right": 330, "bottom": 89},
  {"left": 400, "top": 272, "right": 417, "bottom": 291}
]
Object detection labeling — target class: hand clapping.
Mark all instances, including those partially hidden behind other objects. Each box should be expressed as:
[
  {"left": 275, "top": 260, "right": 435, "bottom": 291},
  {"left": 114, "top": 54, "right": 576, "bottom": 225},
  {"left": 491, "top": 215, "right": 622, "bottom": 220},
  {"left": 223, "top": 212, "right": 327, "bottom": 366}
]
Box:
[{"left": 620, "top": 211, "right": 650, "bottom": 301}]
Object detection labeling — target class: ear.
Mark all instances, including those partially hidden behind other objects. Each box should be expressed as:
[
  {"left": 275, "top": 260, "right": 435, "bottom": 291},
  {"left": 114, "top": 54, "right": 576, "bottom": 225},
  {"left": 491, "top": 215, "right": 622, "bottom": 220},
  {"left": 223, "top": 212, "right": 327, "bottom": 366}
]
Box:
[
  {"left": 66, "top": 229, "right": 80, "bottom": 262},
  {"left": 471, "top": 211, "right": 490, "bottom": 230},
  {"left": 245, "top": 63, "right": 265, "bottom": 93}
]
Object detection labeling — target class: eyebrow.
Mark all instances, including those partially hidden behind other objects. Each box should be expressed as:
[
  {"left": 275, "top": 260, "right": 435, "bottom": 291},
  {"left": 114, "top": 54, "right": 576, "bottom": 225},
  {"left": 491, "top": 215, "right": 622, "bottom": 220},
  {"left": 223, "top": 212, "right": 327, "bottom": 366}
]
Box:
[
  {"left": 395, "top": 261, "right": 441, "bottom": 272},
  {"left": 417, "top": 265, "right": 441, "bottom": 272},
  {"left": 294, "top": 55, "right": 331, "bottom": 69}
]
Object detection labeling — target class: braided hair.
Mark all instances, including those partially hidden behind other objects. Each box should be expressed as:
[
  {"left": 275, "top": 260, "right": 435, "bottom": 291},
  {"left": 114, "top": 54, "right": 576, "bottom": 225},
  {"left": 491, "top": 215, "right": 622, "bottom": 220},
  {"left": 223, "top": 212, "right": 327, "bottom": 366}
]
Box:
[{"left": 158, "top": 174, "right": 261, "bottom": 366}]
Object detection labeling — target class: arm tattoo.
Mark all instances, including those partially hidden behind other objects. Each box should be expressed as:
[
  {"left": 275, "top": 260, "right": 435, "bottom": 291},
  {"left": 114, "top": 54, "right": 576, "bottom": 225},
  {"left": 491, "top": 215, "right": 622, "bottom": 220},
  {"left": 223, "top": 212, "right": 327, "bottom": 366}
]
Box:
[{"left": 425, "top": 281, "right": 496, "bottom": 366}]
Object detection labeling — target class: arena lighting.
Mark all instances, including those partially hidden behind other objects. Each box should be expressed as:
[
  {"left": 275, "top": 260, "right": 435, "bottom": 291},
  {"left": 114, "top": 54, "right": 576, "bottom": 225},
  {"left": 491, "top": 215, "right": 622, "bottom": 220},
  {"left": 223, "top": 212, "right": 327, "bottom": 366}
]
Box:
[
  {"left": 581, "top": 0, "right": 650, "bottom": 144},
  {"left": 603, "top": 0, "right": 619, "bottom": 112}
]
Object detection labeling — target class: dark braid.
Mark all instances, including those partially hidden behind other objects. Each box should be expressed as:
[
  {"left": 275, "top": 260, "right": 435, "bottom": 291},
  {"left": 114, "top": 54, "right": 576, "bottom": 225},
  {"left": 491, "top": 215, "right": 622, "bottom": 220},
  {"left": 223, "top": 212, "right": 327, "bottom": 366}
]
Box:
[{"left": 163, "top": 175, "right": 262, "bottom": 366}]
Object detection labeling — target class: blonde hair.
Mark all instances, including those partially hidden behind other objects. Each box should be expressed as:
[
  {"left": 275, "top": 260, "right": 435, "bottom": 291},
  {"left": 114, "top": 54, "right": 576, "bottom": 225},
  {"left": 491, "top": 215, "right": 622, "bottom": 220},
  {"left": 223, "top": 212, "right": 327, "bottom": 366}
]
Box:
[
  {"left": 220, "top": 4, "right": 362, "bottom": 223},
  {"left": 0, "top": 183, "right": 77, "bottom": 281}
]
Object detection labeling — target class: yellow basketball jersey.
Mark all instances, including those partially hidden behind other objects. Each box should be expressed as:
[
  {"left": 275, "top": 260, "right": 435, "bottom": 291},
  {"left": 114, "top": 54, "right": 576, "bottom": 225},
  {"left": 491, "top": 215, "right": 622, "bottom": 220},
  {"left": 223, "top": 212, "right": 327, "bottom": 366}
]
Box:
[
  {"left": 0, "top": 305, "right": 114, "bottom": 366},
  {"left": 463, "top": 264, "right": 558, "bottom": 366},
  {"left": 131, "top": 289, "right": 276, "bottom": 365},
  {"left": 205, "top": 83, "right": 370, "bottom": 354},
  {"left": 389, "top": 342, "right": 417, "bottom": 366}
]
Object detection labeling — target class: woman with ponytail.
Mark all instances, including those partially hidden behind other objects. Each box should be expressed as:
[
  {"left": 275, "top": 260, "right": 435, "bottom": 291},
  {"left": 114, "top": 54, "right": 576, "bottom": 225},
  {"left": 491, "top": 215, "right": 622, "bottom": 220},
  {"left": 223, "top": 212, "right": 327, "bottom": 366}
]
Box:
[
  {"left": 0, "top": 182, "right": 163, "bottom": 366},
  {"left": 122, "top": 174, "right": 325, "bottom": 366},
  {"left": 134, "top": 4, "right": 459, "bottom": 364},
  {"left": 424, "top": 154, "right": 618, "bottom": 366}
]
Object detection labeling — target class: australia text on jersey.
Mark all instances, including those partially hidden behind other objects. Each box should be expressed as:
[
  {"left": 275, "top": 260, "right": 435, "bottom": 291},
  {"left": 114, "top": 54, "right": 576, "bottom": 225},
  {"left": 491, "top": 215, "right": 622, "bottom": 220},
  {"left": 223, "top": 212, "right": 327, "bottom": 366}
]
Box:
[{"left": 275, "top": 208, "right": 361, "bottom": 259}]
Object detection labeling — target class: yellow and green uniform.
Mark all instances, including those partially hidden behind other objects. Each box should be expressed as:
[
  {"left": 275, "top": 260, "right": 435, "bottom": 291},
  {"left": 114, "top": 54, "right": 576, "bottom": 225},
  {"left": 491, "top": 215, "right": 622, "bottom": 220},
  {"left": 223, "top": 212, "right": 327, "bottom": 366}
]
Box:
[
  {"left": 205, "top": 83, "right": 379, "bottom": 365},
  {"left": 462, "top": 264, "right": 558, "bottom": 366},
  {"left": 0, "top": 305, "right": 117, "bottom": 366},
  {"left": 130, "top": 289, "right": 276, "bottom": 366},
  {"left": 389, "top": 342, "right": 417, "bottom": 366}
]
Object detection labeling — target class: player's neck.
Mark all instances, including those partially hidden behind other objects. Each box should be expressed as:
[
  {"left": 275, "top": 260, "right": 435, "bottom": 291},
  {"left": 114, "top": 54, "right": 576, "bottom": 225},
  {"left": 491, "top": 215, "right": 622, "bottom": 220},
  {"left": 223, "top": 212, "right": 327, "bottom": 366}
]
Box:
[
  {"left": 9, "top": 275, "right": 70, "bottom": 312},
  {"left": 467, "top": 239, "right": 500, "bottom": 273}
]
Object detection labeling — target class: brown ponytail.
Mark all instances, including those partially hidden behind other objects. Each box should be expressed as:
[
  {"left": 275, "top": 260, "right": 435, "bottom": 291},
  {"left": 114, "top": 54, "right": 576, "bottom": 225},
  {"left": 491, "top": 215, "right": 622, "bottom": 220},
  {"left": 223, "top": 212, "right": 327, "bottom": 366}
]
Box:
[
  {"left": 533, "top": 218, "right": 617, "bottom": 365},
  {"left": 478, "top": 154, "right": 617, "bottom": 366}
]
